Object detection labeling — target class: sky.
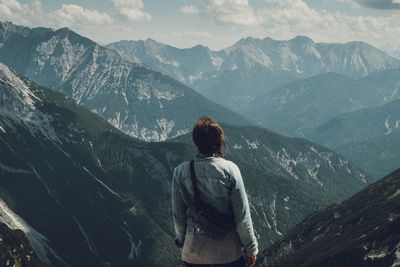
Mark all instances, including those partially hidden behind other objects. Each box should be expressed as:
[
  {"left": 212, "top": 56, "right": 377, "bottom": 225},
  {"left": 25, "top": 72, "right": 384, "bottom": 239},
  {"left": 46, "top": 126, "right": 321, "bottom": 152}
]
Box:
[{"left": 1, "top": 0, "right": 400, "bottom": 56}]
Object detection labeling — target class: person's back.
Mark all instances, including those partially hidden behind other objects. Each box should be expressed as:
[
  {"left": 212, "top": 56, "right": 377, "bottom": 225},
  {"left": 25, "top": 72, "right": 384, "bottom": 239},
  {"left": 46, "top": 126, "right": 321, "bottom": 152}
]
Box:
[{"left": 172, "top": 117, "right": 258, "bottom": 267}]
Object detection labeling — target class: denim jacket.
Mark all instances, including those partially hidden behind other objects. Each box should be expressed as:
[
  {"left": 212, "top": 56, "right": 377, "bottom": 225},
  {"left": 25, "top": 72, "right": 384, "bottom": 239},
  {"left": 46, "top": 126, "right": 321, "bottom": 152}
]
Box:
[{"left": 172, "top": 153, "right": 258, "bottom": 260}]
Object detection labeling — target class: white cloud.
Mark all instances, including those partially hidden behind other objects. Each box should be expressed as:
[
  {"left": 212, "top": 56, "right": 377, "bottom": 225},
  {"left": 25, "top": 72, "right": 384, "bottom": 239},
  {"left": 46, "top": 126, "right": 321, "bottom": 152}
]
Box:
[
  {"left": 52, "top": 4, "right": 113, "bottom": 26},
  {"left": 0, "top": 0, "right": 113, "bottom": 28},
  {"left": 256, "top": 0, "right": 400, "bottom": 43},
  {"left": 200, "top": 0, "right": 260, "bottom": 26},
  {"left": 111, "top": 0, "right": 151, "bottom": 21},
  {"left": 180, "top": 5, "right": 199, "bottom": 14},
  {"left": 0, "top": 0, "right": 25, "bottom": 16},
  {"left": 195, "top": 0, "right": 400, "bottom": 51}
]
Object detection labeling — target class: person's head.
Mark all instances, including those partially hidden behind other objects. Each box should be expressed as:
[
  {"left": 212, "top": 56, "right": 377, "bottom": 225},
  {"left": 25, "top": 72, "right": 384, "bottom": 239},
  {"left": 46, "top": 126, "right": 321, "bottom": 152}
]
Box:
[{"left": 192, "top": 117, "right": 226, "bottom": 157}]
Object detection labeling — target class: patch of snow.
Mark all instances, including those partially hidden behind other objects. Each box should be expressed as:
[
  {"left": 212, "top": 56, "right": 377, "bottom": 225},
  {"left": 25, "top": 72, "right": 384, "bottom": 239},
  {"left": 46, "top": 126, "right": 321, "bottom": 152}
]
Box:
[
  {"left": 155, "top": 118, "right": 175, "bottom": 141},
  {"left": 249, "top": 201, "right": 271, "bottom": 230},
  {"left": 269, "top": 194, "right": 282, "bottom": 236},
  {"left": 153, "top": 89, "right": 177, "bottom": 101},
  {"left": 396, "top": 120, "right": 400, "bottom": 129},
  {"left": 388, "top": 189, "right": 400, "bottom": 200},
  {"left": 385, "top": 116, "right": 393, "bottom": 135},
  {"left": 243, "top": 137, "right": 259, "bottom": 149},
  {"left": 71, "top": 216, "right": 98, "bottom": 255},
  {"left": 154, "top": 55, "right": 180, "bottom": 68},
  {"left": 171, "top": 128, "right": 191, "bottom": 139},
  {"left": 0, "top": 63, "right": 61, "bottom": 143},
  {"left": 364, "top": 247, "right": 389, "bottom": 261},
  {"left": 188, "top": 72, "right": 203, "bottom": 84},
  {"left": 0, "top": 124, "right": 5, "bottom": 133},
  {"left": 129, "top": 206, "right": 138, "bottom": 215},
  {"left": 0, "top": 63, "right": 40, "bottom": 105},
  {"left": 233, "top": 144, "right": 242, "bottom": 150},
  {"left": 313, "top": 226, "right": 330, "bottom": 242},
  {"left": 136, "top": 81, "right": 151, "bottom": 100},
  {"left": 392, "top": 242, "right": 400, "bottom": 267},
  {"left": 390, "top": 87, "right": 399, "bottom": 101},
  {"left": 121, "top": 91, "right": 129, "bottom": 105},
  {"left": 209, "top": 53, "right": 224, "bottom": 70},
  {"left": 267, "top": 147, "right": 299, "bottom": 179},
  {"left": 82, "top": 166, "right": 121, "bottom": 198},
  {"left": 308, "top": 164, "right": 322, "bottom": 185},
  {"left": 310, "top": 146, "right": 335, "bottom": 172},
  {"left": 360, "top": 172, "right": 367, "bottom": 184},
  {"left": 0, "top": 162, "right": 32, "bottom": 174},
  {"left": 284, "top": 196, "right": 290, "bottom": 202},
  {"left": 121, "top": 228, "right": 142, "bottom": 260},
  {"left": 358, "top": 234, "right": 367, "bottom": 239}
]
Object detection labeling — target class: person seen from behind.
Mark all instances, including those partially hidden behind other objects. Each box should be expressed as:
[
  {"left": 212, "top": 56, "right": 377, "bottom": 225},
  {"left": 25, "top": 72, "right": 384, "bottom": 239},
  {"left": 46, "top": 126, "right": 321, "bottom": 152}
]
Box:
[{"left": 172, "top": 117, "right": 258, "bottom": 267}]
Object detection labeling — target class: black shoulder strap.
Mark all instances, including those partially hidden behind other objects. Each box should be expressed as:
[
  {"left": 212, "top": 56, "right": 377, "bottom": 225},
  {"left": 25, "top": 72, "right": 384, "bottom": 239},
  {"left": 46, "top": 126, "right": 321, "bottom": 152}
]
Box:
[{"left": 189, "top": 160, "right": 204, "bottom": 214}]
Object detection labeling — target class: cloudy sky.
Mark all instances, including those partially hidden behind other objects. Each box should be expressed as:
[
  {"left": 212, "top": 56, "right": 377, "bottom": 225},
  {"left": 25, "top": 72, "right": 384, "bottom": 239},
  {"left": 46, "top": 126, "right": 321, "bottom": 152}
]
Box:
[{"left": 1, "top": 0, "right": 400, "bottom": 56}]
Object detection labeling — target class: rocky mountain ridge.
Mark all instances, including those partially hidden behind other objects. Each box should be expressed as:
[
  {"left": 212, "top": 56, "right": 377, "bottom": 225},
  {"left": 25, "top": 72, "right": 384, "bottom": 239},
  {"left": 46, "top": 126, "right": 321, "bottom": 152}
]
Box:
[
  {"left": 0, "top": 21, "right": 252, "bottom": 142},
  {"left": 107, "top": 35, "right": 400, "bottom": 111}
]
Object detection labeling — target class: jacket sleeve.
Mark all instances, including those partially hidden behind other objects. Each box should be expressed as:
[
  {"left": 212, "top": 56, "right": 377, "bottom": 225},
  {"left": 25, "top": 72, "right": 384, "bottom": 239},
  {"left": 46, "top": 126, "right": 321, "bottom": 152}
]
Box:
[
  {"left": 230, "top": 164, "right": 258, "bottom": 257},
  {"left": 171, "top": 166, "right": 187, "bottom": 248}
]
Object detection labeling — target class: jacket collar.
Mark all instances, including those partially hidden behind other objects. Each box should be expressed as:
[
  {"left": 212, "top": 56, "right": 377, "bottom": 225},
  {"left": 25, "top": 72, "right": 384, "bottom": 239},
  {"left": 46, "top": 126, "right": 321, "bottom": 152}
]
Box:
[{"left": 195, "top": 152, "right": 221, "bottom": 160}]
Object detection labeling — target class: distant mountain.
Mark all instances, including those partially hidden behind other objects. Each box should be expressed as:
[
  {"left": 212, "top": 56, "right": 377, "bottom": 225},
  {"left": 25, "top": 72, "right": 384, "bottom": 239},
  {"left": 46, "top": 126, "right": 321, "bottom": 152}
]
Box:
[
  {"left": 0, "top": 21, "right": 252, "bottom": 141},
  {"left": 0, "top": 222, "right": 52, "bottom": 267},
  {"left": 336, "top": 130, "right": 400, "bottom": 181},
  {"left": 248, "top": 72, "right": 387, "bottom": 137},
  {"left": 304, "top": 94, "right": 400, "bottom": 180},
  {"left": 0, "top": 63, "right": 370, "bottom": 266},
  {"left": 107, "top": 36, "right": 400, "bottom": 111},
  {"left": 309, "top": 99, "right": 400, "bottom": 148},
  {"left": 359, "top": 67, "right": 400, "bottom": 103},
  {"left": 258, "top": 168, "right": 400, "bottom": 267}
]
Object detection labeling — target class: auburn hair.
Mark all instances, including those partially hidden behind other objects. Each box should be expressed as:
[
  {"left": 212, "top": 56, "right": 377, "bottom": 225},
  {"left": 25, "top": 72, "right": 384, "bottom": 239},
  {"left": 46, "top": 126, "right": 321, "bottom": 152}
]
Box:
[{"left": 192, "top": 117, "right": 226, "bottom": 158}]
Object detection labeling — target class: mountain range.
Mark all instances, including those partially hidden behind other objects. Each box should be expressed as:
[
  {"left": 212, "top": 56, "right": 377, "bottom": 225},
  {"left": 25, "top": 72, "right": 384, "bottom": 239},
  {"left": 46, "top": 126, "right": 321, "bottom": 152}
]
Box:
[
  {"left": 107, "top": 36, "right": 400, "bottom": 112},
  {"left": 0, "top": 21, "right": 252, "bottom": 141},
  {"left": 309, "top": 99, "right": 400, "bottom": 149},
  {"left": 0, "top": 62, "right": 370, "bottom": 266},
  {"left": 258, "top": 168, "right": 400, "bottom": 267}
]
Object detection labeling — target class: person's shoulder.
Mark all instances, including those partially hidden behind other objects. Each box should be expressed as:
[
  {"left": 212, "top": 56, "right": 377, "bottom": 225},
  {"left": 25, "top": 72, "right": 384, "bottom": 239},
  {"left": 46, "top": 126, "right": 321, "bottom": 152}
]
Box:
[
  {"left": 216, "top": 158, "right": 241, "bottom": 175},
  {"left": 173, "top": 160, "right": 190, "bottom": 179}
]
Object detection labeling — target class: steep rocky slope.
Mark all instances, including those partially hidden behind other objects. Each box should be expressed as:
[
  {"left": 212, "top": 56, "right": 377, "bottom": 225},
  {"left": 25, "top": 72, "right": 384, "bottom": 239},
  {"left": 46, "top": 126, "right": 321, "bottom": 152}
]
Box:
[
  {"left": 258, "top": 168, "right": 400, "bottom": 267},
  {"left": 0, "top": 222, "right": 52, "bottom": 267}
]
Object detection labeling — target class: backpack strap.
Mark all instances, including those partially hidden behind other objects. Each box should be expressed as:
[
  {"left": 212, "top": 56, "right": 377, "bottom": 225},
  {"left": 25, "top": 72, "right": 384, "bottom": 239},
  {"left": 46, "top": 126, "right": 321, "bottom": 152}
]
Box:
[{"left": 189, "top": 160, "right": 205, "bottom": 214}]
